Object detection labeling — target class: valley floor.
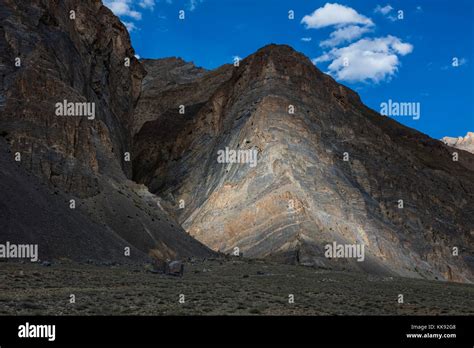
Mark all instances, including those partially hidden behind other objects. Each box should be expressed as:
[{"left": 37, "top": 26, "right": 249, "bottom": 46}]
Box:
[{"left": 1, "top": 259, "right": 473, "bottom": 315}]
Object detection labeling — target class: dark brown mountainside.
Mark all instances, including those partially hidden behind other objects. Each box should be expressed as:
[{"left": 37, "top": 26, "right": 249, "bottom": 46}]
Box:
[{"left": 0, "top": 0, "right": 214, "bottom": 262}]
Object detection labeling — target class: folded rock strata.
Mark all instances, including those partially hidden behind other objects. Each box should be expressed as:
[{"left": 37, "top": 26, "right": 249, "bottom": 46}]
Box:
[{"left": 133, "top": 44, "right": 474, "bottom": 282}]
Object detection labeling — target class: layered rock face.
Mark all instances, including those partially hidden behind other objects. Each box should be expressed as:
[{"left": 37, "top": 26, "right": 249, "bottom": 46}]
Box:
[
  {"left": 442, "top": 132, "right": 474, "bottom": 154},
  {"left": 133, "top": 45, "right": 474, "bottom": 282},
  {"left": 0, "top": 0, "right": 213, "bottom": 261}
]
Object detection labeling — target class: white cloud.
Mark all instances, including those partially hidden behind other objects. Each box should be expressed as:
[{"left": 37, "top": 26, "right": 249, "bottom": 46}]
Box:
[
  {"left": 374, "top": 4, "right": 393, "bottom": 15},
  {"left": 128, "top": 10, "right": 141, "bottom": 20},
  {"left": 104, "top": 0, "right": 159, "bottom": 32},
  {"left": 104, "top": 0, "right": 142, "bottom": 20},
  {"left": 301, "top": 3, "right": 373, "bottom": 29},
  {"left": 302, "top": 3, "right": 374, "bottom": 49},
  {"left": 123, "top": 21, "right": 138, "bottom": 31},
  {"left": 188, "top": 0, "right": 203, "bottom": 11},
  {"left": 139, "top": 0, "right": 155, "bottom": 10},
  {"left": 303, "top": 3, "right": 413, "bottom": 83},
  {"left": 374, "top": 4, "right": 401, "bottom": 21},
  {"left": 320, "top": 25, "right": 372, "bottom": 47},
  {"left": 301, "top": 37, "right": 312, "bottom": 42},
  {"left": 314, "top": 36, "right": 413, "bottom": 83},
  {"left": 391, "top": 40, "right": 413, "bottom": 55}
]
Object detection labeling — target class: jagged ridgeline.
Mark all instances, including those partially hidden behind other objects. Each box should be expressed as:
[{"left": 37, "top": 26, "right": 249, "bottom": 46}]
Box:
[{"left": 0, "top": 0, "right": 473, "bottom": 282}]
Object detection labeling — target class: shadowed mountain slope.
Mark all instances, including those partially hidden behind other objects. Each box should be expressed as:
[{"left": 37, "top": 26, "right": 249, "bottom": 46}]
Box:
[{"left": 0, "top": 0, "right": 214, "bottom": 262}]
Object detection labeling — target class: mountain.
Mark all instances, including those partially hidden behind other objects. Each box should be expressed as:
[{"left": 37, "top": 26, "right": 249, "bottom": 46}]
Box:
[
  {"left": 1, "top": 0, "right": 472, "bottom": 282},
  {"left": 132, "top": 45, "right": 474, "bottom": 282},
  {"left": 442, "top": 132, "right": 474, "bottom": 154},
  {"left": 0, "top": 0, "right": 213, "bottom": 262}
]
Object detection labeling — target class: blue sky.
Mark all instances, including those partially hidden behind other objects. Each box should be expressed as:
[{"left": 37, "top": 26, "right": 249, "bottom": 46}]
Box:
[{"left": 104, "top": 0, "right": 474, "bottom": 139}]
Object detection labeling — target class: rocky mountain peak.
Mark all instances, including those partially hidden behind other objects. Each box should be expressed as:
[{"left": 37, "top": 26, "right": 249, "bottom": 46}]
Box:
[
  {"left": 132, "top": 45, "right": 474, "bottom": 283},
  {"left": 442, "top": 131, "right": 474, "bottom": 154}
]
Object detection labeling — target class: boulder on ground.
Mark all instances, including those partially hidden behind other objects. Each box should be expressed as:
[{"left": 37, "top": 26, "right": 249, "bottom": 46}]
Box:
[{"left": 165, "top": 260, "right": 184, "bottom": 277}]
